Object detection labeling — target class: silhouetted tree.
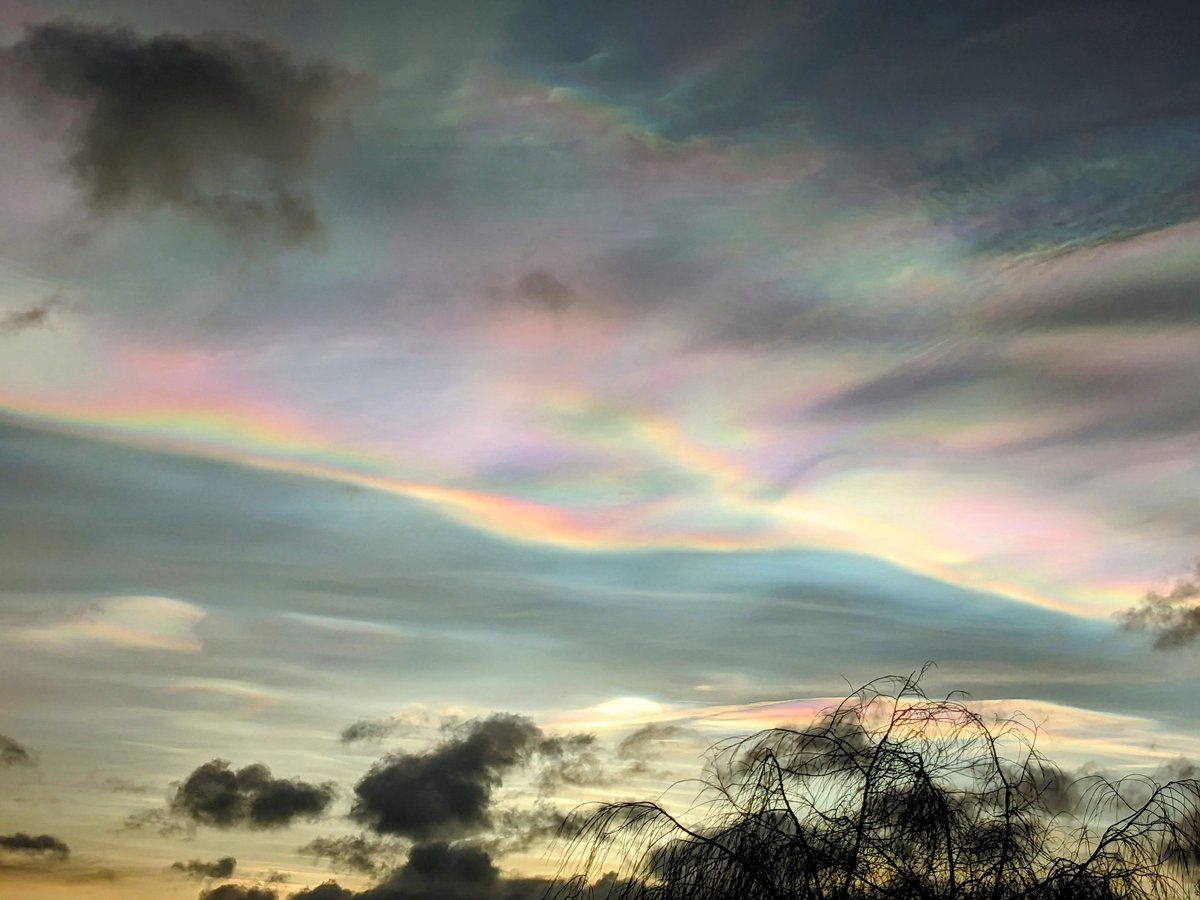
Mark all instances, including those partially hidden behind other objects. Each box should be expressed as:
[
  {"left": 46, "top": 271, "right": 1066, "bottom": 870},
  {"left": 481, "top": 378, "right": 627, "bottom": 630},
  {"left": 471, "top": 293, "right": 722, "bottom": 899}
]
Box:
[{"left": 556, "top": 669, "right": 1200, "bottom": 900}]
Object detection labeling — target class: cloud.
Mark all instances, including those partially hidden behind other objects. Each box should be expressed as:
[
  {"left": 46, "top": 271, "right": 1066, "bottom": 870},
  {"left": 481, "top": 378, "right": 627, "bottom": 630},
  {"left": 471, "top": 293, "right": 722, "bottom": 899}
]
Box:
[
  {"left": 1117, "top": 564, "right": 1200, "bottom": 649},
  {"left": 350, "top": 714, "right": 543, "bottom": 840},
  {"left": 0, "top": 298, "right": 64, "bottom": 335},
  {"left": 515, "top": 269, "right": 575, "bottom": 312},
  {"left": 0, "top": 833, "right": 70, "bottom": 860},
  {"left": 199, "top": 886, "right": 277, "bottom": 900},
  {"left": 292, "top": 841, "right": 537, "bottom": 900},
  {"left": 0, "top": 734, "right": 32, "bottom": 768},
  {"left": 351, "top": 714, "right": 603, "bottom": 842},
  {"left": 507, "top": 1, "right": 1200, "bottom": 257},
  {"left": 291, "top": 840, "right": 634, "bottom": 900},
  {"left": 172, "top": 856, "right": 237, "bottom": 879},
  {"left": 132, "top": 759, "right": 335, "bottom": 831},
  {"left": 534, "top": 732, "right": 606, "bottom": 792},
  {"left": 19, "top": 595, "right": 206, "bottom": 653},
  {"left": 616, "top": 723, "right": 684, "bottom": 763},
  {"left": 300, "top": 836, "right": 401, "bottom": 877},
  {"left": 339, "top": 718, "right": 400, "bottom": 746},
  {"left": 486, "top": 802, "right": 582, "bottom": 855},
  {"left": 2, "top": 21, "right": 365, "bottom": 245}
]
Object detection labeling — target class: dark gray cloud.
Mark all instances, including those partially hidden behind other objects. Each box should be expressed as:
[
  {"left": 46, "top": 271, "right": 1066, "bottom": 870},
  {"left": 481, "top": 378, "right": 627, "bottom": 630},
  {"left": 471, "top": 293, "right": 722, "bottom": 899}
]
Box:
[
  {"left": 351, "top": 714, "right": 543, "bottom": 840},
  {"left": 290, "top": 840, "right": 630, "bottom": 900},
  {"left": 294, "top": 840, "right": 501, "bottom": 900},
  {"left": 300, "top": 835, "right": 401, "bottom": 877},
  {"left": 351, "top": 714, "right": 601, "bottom": 841},
  {"left": 508, "top": 0, "right": 1200, "bottom": 257},
  {"left": 199, "top": 885, "right": 277, "bottom": 900},
  {"left": 0, "top": 833, "right": 70, "bottom": 860},
  {"left": 487, "top": 802, "right": 581, "bottom": 855},
  {"left": 339, "top": 718, "right": 400, "bottom": 746},
  {"left": 0, "top": 733, "right": 32, "bottom": 768},
  {"left": 2, "top": 21, "right": 365, "bottom": 245},
  {"left": 0, "top": 298, "right": 65, "bottom": 335},
  {"left": 1118, "top": 564, "right": 1200, "bottom": 649},
  {"left": 534, "top": 732, "right": 605, "bottom": 792},
  {"left": 172, "top": 856, "right": 237, "bottom": 879},
  {"left": 615, "top": 723, "right": 685, "bottom": 777},
  {"left": 515, "top": 269, "right": 575, "bottom": 312},
  {"left": 132, "top": 759, "right": 335, "bottom": 831}
]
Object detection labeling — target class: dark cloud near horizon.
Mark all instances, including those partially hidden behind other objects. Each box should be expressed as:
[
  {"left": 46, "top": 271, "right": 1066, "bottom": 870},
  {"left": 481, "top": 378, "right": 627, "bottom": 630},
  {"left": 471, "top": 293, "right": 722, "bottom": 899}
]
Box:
[
  {"left": 1118, "top": 565, "right": 1200, "bottom": 650},
  {"left": 291, "top": 840, "right": 633, "bottom": 900},
  {"left": 199, "top": 885, "right": 277, "bottom": 900},
  {"left": 172, "top": 856, "right": 237, "bottom": 879},
  {"left": 339, "top": 717, "right": 400, "bottom": 745},
  {"left": 0, "top": 733, "right": 32, "bottom": 767},
  {"left": 0, "top": 832, "right": 70, "bottom": 860},
  {"left": 2, "top": 21, "right": 365, "bottom": 246},
  {"left": 134, "top": 759, "right": 335, "bottom": 831},
  {"left": 508, "top": 0, "right": 1200, "bottom": 257}
]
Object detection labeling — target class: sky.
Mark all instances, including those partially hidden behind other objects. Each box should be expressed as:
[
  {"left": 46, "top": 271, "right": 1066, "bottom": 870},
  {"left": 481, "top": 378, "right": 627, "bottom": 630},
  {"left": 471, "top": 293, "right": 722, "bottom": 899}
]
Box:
[{"left": 2, "top": 1, "right": 1200, "bottom": 897}]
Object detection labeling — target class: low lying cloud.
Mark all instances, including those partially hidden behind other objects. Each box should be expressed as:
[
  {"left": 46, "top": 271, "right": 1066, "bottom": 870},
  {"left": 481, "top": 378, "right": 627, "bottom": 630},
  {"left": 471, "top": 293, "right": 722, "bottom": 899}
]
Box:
[
  {"left": 171, "top": 856, "right": 237, "bottom": 879},
  {"left": 0, "top": 733, "right": 32, "bottom": 768},
  {"left": 2, "top": 21, "right": 366, "bottom": 246},
  {"left": 1117, "top": 564, "right": 1200, "bottom": 649},
  {"left": 300, "top": 835, "right": 401, "bottom": 877},
  {"left": 130, "top": 759, "right": 335, "bottom": 832},
  {"left": 291, "top": 839, "right": 637, "bottom": 900},
  {"left": 0, "top": 833, "right": 70, "bottom": 860},
  {"left": 199, "top": 885, "right": 277, "bottom": 900}
]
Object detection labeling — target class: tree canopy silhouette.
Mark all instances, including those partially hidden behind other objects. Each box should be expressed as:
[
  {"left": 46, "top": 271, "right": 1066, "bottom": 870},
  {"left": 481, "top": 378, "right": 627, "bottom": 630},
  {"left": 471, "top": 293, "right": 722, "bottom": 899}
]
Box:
[{"left": 556, "top": 669, "right": 1200, "bottom": 900}]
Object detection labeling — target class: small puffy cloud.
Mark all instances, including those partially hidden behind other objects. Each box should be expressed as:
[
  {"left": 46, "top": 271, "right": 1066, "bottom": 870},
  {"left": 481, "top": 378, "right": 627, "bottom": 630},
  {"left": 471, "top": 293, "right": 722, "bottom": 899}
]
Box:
[
  {"left": 0, "top": 734, "right": 32, "bottom": 768},
  {"left": 1117, "top": 564, "right": 1200, "bottom": 649},
  {"left": 131, "top": 759, "right": 335, "bottom": 831},
  {"left": 339, "top": 718, "right": 400, "bottom": 746},
  {"left": 172, "top": 856, "right": 237, "bottom": 879},
  {"left": 2, "top": 21, "right": 366, "bottom": 246},
  {"left": 0, "top": 833, "right": 70, "bottom": 860}
]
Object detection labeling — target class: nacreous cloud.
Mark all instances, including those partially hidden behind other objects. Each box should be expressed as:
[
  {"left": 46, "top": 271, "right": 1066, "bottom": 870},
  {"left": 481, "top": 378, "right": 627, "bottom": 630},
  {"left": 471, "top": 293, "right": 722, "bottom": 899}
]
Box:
[{"left": 2, "top": 21, "right": 365, "bottom": 245}]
